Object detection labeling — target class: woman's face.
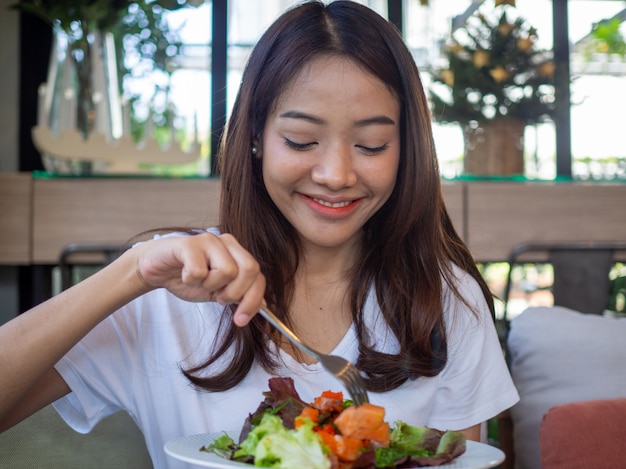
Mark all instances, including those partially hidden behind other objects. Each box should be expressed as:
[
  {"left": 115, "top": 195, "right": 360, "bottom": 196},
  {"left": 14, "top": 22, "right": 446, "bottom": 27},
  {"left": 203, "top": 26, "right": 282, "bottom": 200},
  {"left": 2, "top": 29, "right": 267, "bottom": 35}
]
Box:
[{"left": 262, "top": 55, "right": 401, "bottom": 252}]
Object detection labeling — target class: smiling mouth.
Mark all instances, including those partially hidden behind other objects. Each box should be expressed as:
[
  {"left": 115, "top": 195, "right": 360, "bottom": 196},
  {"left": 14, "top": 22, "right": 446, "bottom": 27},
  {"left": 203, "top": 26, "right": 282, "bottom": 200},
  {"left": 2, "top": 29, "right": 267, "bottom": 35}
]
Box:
[{"left": 311, "top": 197, "right": 353, "bottom": 208}]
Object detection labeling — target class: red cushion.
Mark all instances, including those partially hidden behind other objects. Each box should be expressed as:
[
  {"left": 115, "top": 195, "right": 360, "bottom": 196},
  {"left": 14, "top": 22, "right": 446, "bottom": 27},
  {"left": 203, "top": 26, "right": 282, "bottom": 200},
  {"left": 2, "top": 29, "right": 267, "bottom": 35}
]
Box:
[{"left": 540, "top": 398, "right": 626, "bottom": 469}]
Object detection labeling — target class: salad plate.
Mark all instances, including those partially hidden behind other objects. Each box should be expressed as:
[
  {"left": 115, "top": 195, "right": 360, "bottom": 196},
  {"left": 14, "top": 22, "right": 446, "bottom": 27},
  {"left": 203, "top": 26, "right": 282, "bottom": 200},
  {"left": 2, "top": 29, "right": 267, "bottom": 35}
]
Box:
[{"left": 164, "top": 433, "right": 505, "bottom": 469}]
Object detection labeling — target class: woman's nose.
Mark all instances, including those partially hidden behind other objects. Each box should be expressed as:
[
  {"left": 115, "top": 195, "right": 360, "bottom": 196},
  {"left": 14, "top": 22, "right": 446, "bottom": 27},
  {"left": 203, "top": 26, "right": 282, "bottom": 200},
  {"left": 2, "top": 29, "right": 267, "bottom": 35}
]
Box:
[{"left": 311, "top": 145, "right": 357, "bottom": 189}]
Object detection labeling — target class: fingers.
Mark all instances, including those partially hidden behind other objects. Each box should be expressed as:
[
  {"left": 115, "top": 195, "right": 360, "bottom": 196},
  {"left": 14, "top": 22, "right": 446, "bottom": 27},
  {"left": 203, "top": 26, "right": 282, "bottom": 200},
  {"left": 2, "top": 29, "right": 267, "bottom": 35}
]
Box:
[
  {"left": 231, "top": 274, "right": 266, "bottom": 327},
  {"left": 178, "top": 234, "right": 239, "bottom": 293},
  {"left": 175, "top": 233, "right": 265, "bottom": 326},
  {"left": 214, "top": 234, "right": 265, "bottom": 326}
]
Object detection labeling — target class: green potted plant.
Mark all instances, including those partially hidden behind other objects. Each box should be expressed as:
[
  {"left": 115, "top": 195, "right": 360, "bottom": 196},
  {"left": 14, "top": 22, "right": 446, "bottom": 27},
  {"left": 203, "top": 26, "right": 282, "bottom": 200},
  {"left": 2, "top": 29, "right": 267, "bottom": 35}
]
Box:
[{"left": 429, "top": 3, "right": 556, "bottom": 176}]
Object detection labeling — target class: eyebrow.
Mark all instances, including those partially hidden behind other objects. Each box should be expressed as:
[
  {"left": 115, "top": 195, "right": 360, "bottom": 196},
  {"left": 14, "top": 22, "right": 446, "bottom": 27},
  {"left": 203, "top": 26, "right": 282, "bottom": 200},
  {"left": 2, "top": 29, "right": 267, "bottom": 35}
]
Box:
[
  {"left": 354, "top": 115, "right": 396, "bottom": 127},
  {"left": 278, "top": 110, "right": 396, "bottom": 127},
  {"left": 279, "top": 111, "right": 324, "bottom": 125}
]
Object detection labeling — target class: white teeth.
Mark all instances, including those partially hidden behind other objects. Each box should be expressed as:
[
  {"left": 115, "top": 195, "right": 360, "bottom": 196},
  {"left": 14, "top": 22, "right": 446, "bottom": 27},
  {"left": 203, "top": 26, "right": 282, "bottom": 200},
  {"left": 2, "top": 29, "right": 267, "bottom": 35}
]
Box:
[{"left": 312, "top": 197, "right": 351, "bottom": 208}]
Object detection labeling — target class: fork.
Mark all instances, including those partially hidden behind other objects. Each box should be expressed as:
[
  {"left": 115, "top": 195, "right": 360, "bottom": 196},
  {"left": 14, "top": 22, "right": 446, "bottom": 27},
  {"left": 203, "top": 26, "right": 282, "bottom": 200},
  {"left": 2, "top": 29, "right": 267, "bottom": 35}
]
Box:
[{"left": 258, "top": 306, "right": 370, "bottom": 406}]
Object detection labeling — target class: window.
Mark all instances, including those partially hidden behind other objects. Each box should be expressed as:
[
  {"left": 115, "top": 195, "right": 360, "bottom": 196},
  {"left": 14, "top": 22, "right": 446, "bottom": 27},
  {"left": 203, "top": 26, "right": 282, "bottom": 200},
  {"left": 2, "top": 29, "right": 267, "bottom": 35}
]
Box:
[
  {"left": 404, "top": 0, "right": 557, "bottom": 179},
  {"left": 129, "top": 0, "right": 625, "bottom": 179},
  {"left": 225, "top": 0, "right": 388, "bottom": 114},
  {"left": 568, "top": 1, "right": 626, "bottom": 181}
]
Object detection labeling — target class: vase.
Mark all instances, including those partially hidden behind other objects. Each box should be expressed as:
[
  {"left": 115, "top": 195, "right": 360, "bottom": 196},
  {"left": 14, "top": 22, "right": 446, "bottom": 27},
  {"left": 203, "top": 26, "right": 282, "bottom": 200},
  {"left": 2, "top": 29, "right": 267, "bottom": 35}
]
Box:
[
  {"left": 33, "top": 24, "right": 123, "bottom": 175},
  {"left": 33, "top": 24, "right": 201, "bottom": 175},
  {"left": 463, "top": 118, "right": 525, "bottom": 176}
]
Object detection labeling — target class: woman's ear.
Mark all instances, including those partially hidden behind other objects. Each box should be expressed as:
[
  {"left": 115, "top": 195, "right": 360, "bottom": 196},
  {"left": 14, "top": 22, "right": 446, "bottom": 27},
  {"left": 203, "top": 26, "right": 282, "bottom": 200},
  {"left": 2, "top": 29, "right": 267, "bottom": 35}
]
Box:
[{"left": 251, "top": 139, "right": 262, "bottom": 158}]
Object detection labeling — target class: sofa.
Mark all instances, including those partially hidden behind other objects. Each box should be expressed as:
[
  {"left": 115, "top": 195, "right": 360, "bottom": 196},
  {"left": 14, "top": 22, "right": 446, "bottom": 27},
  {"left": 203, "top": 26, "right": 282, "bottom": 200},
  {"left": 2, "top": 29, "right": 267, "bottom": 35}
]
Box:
[{"left": 504, "top": 306, "right": 626, "bottom": 468}]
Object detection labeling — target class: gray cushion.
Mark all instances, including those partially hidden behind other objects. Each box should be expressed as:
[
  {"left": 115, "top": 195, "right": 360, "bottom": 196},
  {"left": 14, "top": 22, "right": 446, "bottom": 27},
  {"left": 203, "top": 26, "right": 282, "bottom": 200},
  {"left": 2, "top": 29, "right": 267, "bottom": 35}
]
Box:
[{"left": 507, "top": 306, "right": 626, "bottom": 469}]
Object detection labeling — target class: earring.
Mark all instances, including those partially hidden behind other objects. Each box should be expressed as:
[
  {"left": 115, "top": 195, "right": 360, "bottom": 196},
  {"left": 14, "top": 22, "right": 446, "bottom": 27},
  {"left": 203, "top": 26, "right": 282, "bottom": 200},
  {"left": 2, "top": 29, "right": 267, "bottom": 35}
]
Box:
[{"left": 251, "top": 145, "right": 258, "bottom": 156}]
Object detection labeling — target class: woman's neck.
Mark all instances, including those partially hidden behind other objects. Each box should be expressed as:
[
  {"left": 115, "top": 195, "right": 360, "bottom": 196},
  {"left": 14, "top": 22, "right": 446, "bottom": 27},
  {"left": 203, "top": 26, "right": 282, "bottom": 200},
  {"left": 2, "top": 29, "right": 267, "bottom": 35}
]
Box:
[
  {"left": 283, "top": 243, "right": 358, "bottom": 358},
  {"left": 268, "top": 234, "right": 361, "bottom": 362},
  {"left": 298, "top": 234, "right": 361, "bottom": 279}
]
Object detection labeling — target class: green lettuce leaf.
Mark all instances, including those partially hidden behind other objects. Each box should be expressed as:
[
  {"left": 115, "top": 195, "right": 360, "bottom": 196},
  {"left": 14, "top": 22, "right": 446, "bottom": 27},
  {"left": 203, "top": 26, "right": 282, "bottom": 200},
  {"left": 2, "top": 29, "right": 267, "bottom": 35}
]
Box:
[
  {"left": 235, "top": 413, "right": 330, "bottom": 469},
  {"left": 200, "top": 433, "right": 238, "bottom": 460},
  {"left": 374, "top": 421, "right": 466, "bottom": 468}
]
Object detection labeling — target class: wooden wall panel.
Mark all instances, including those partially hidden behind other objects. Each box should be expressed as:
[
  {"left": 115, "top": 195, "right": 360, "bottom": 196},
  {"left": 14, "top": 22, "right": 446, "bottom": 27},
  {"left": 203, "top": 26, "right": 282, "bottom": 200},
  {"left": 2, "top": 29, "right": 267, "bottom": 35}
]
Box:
[
  {"left": 32, "top": 178, "right": 221, "bottom": 263},
  {"left": 441, "top": 181, "right": 465, "bottom": 241},
  {"left": 16, "top": 176, "right": 626, "bottom": 264},
  {"left": 466, "top": 182, "right": 626, "bottom": 262},
  {"left": 0, "top": 173, "right": 32, "bottom": 264}
]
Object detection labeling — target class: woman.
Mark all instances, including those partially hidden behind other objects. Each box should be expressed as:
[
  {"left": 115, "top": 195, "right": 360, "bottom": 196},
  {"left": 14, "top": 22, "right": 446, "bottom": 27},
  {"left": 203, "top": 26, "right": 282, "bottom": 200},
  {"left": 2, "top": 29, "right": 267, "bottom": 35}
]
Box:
[{"left": 0, "top": 2, "right": 518, "bottom": 467}]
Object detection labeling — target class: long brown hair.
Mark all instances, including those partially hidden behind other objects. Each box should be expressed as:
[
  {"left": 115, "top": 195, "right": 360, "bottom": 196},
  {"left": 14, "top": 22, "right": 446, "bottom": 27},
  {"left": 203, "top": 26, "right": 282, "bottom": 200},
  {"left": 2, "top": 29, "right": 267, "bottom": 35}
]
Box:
[{"left": 183, "top": 0, "right": 494, "bottom": 393}]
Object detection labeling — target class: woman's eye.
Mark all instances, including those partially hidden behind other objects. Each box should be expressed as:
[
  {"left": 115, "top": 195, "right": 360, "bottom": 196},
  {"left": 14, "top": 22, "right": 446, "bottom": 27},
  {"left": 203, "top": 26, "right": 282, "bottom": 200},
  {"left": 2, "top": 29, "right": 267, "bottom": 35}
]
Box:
[
  {"left": 358, "top": 143, "right": 389, "bottom": 155},
  {"left": 284, "top": 138, "right": 315, "bottom": 151}
]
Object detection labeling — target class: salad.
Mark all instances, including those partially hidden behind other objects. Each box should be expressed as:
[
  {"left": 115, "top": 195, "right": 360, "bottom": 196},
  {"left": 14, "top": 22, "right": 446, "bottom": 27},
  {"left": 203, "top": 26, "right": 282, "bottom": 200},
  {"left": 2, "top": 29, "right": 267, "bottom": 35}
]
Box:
[{"left": 202, "top": 377, "right": 466, "bottom": 468}]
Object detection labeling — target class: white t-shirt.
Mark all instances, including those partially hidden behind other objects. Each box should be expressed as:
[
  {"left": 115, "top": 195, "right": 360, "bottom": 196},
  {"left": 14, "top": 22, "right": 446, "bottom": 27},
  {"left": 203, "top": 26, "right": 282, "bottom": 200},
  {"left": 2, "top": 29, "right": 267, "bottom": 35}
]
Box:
[{"left": 53, "top": 242, "right": 518, "bottom": 469}]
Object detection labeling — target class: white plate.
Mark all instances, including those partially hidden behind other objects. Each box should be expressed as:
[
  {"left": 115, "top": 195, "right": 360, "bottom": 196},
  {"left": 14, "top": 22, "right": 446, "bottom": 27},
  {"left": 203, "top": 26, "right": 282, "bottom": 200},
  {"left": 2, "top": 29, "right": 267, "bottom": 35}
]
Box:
[{"left": 164, "top": 433, "right": 505, "bottom": 469}]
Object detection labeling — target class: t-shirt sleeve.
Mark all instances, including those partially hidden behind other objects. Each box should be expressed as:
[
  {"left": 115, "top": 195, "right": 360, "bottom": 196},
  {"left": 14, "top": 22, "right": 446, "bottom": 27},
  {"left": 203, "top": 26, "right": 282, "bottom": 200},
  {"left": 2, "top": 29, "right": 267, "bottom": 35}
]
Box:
[
  {"left": 53, "top": 228, "right": 220, "bottom": 433},
  {"left": 425, "top": 269, "right": 519, "bottom": 431},
  {"left": 53, "top": 302, "right": 143, "bottom": 433}
]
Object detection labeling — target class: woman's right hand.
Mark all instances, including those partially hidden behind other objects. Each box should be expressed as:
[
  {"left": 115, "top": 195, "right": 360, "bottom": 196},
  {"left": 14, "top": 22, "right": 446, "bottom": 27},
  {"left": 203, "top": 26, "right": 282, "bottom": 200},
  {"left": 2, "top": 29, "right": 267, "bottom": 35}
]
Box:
[
  {"left": 131, "top": 232, "right": 266, "bottom": 326},
  {"left": 0, "top": 231, "right": 265, "bottom": 429}
]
